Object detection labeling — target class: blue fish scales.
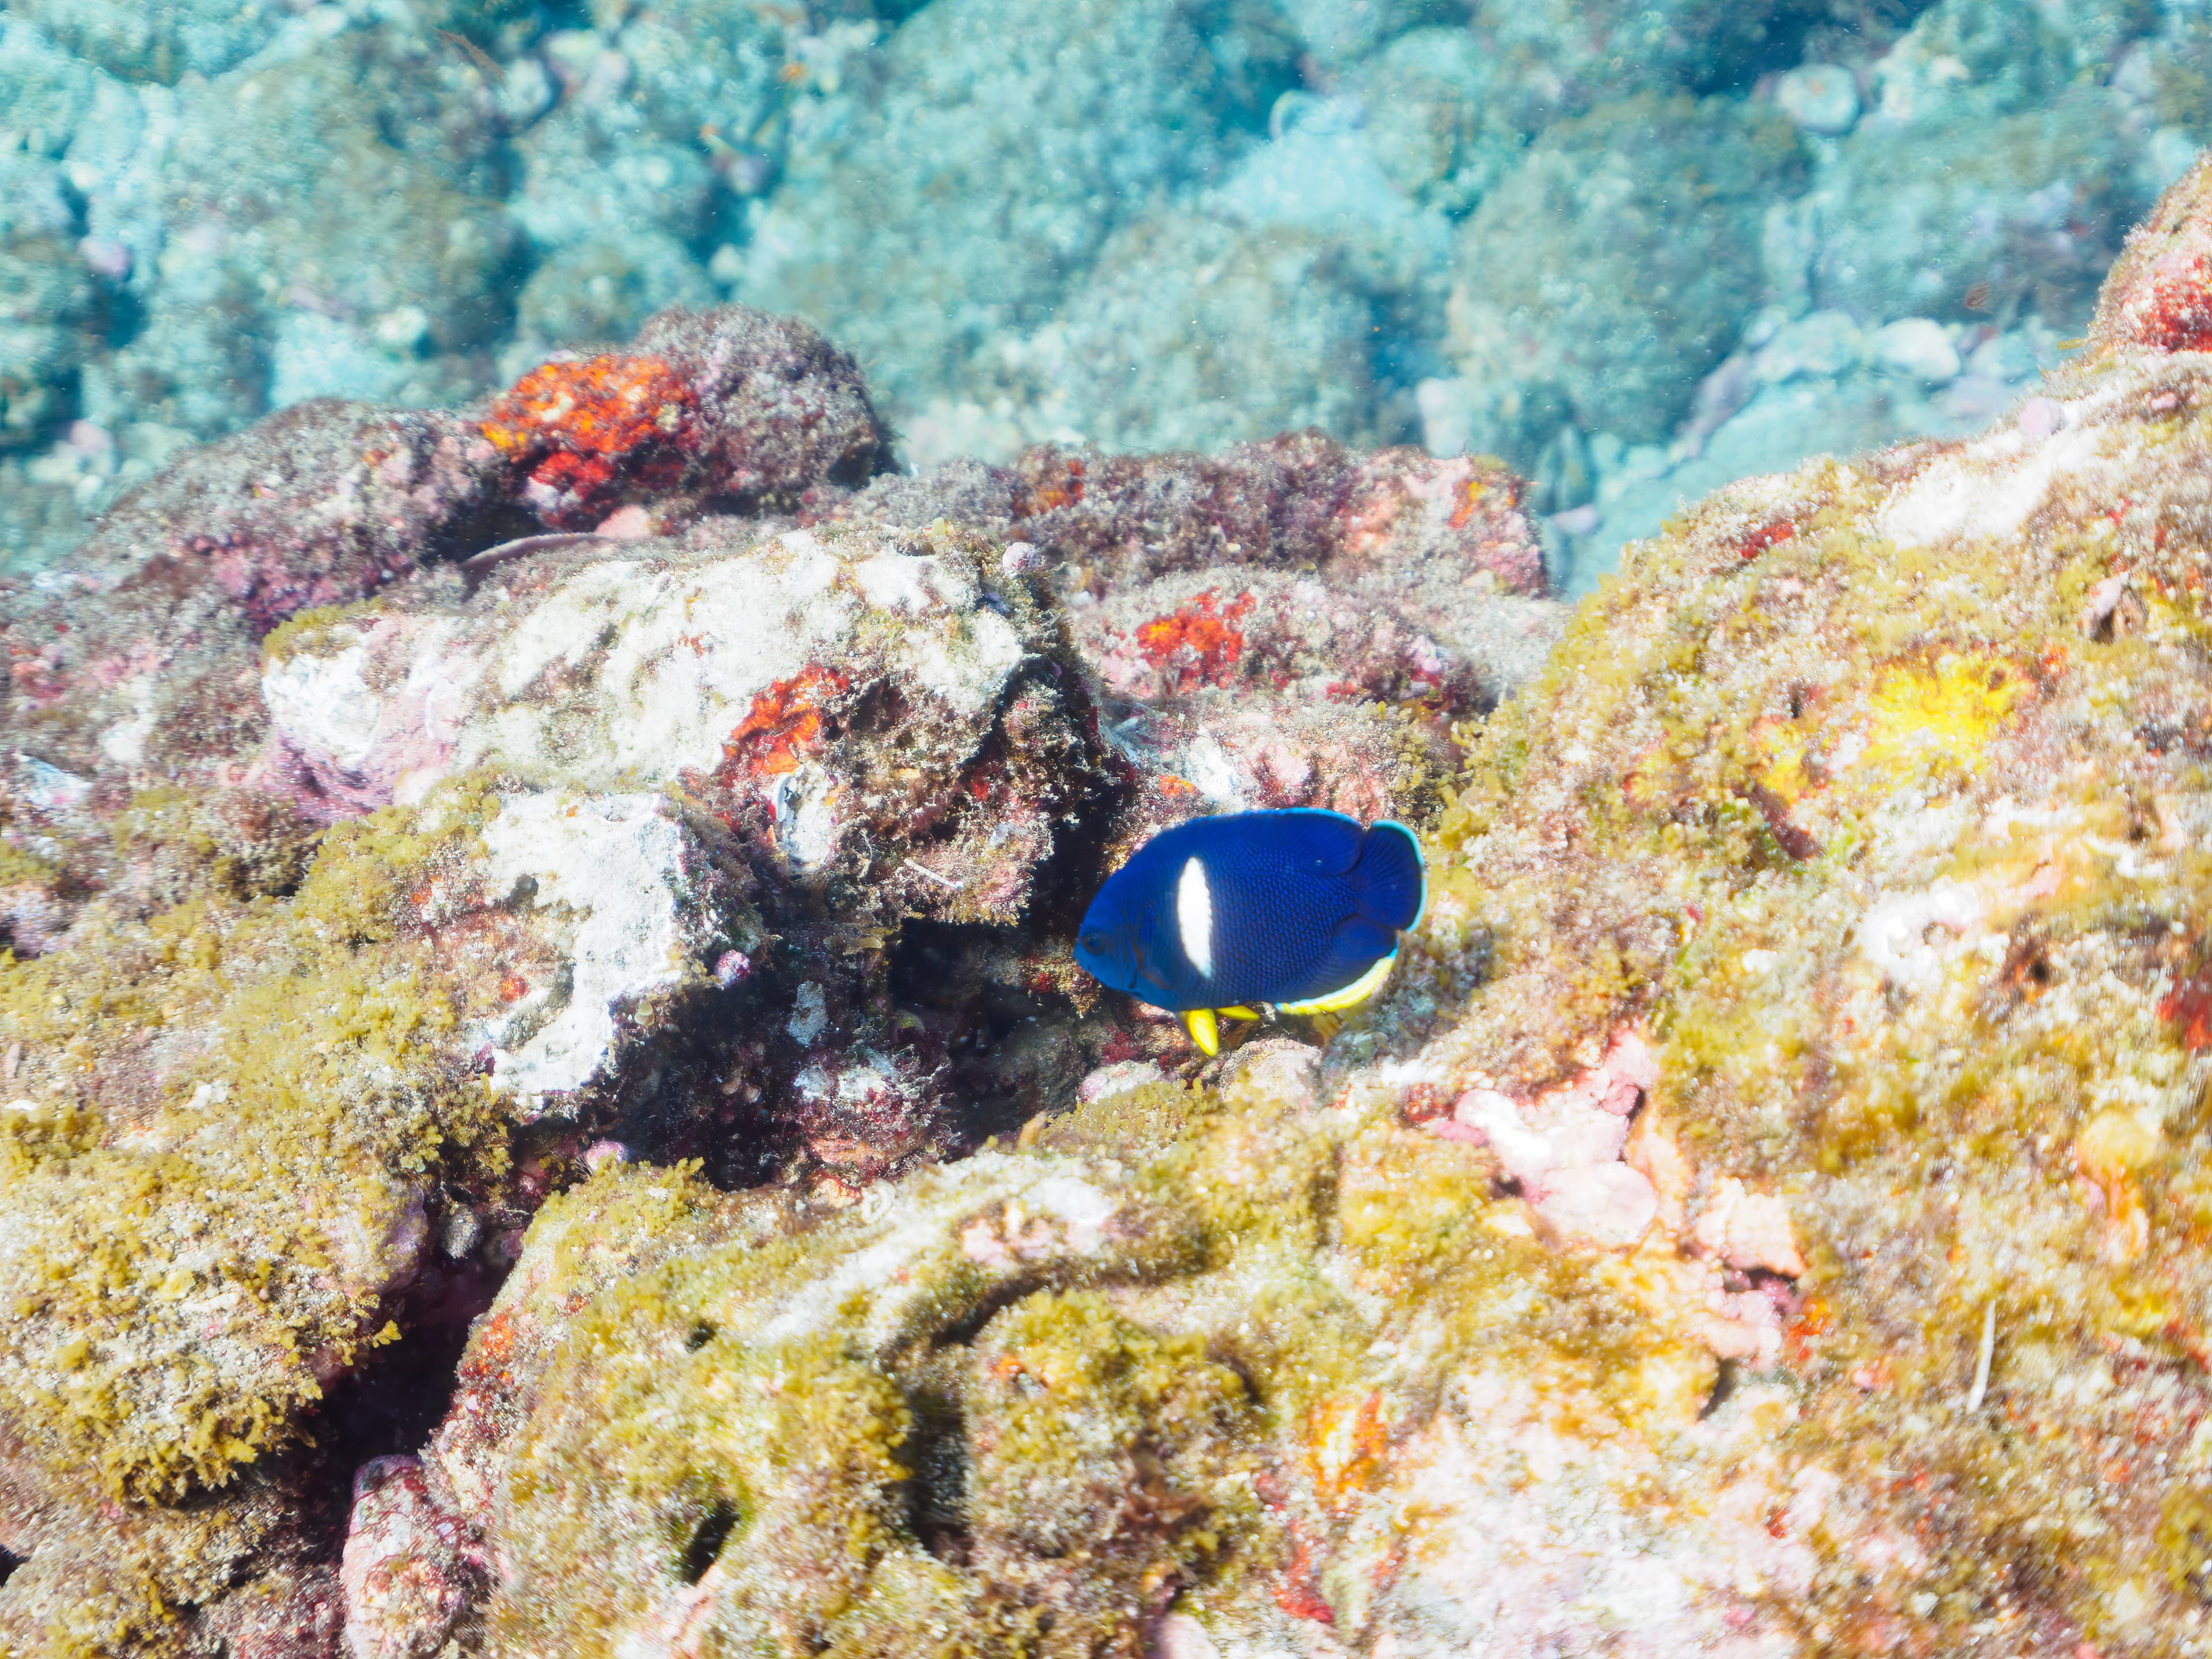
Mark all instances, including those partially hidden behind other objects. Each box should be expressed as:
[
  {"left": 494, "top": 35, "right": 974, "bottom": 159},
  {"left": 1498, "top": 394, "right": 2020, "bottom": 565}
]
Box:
[{"left": 1071, "top": 809, "right": 1426, "bottom": 1055}]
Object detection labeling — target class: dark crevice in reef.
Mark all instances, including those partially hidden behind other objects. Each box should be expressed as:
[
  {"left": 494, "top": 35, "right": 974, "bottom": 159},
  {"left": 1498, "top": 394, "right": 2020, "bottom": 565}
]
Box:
[
  {"left": 900, "top": 1377, "right": 973, "bottom": 1567},
  {"left": 424, "top": 497, "right": 545, "bottom": 571},
  {"left": 925, "top": 1277, "right": 1038, "bottom": 1354},
  {"left": 0, "top": 1546, "right": 22, "bottom": 1589},
  {"left": 305, "top": 1253, "right": 505, "bottom": 1494},
  {"left": 887, "top": 919, "right": 1094, "bottom": 1149},
  {"left": 1699, "top": 1359, "right": 1743, "bottom": 1422},
  {"left": 680, "top": 1501, "right": 741, "bottom": 1585}
]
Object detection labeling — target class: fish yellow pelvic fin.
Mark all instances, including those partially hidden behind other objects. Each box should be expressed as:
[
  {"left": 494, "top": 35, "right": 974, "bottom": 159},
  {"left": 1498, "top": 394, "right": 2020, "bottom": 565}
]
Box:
[
  {"left": 1277, "top": 952, "right": 1397, "bottom": 1017},
  {"left": 1182, "top": 1007, "right": 1221, "bottom": 1056},
  {"left": 1219, "top": 1006, "right": 1262, "bottom": 1021}
]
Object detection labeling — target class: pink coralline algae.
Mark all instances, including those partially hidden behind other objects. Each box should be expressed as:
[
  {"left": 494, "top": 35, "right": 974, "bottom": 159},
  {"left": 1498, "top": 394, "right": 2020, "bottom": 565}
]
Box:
[
  {"left": 1430, "top": 1028, "right": 1807, "bottom": 1370},
  {"left": 2090, "top": 158, "right": 2212, "bottom": 357},
  {"left": 340, "top": 1456, "right": 486, "bottom": 1659},
  {"left": 1434, "top": 1027, "right": 1662, "bottom": 1248}
]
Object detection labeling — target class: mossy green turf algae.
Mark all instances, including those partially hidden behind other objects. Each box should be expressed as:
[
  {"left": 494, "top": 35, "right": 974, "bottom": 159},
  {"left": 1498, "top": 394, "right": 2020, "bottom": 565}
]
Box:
[
  {"left": 450, "top": 1039, "right": 1696, "bottom": 1655},
  {"left": 1421, "top": 361, "right": 2212, "bottom": 1646},
  {"left": 454, "top": 353, "right": 2212, "bottom": 1650},
  {"left": 0, "top": 777, "right": 510, "bottom": 1519}
]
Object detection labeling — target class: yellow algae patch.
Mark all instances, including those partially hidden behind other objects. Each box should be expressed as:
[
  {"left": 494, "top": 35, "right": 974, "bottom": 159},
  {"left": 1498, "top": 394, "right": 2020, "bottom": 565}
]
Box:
[
  {"left": 1854, "top": 654, "right": 2029, "bottom": 785},
  {"left": 1751, "top": 653, "right": 2030, "bottom": 809},
  {"left": 1748, "top": 714, "right": 1815, "bottom": 806}
]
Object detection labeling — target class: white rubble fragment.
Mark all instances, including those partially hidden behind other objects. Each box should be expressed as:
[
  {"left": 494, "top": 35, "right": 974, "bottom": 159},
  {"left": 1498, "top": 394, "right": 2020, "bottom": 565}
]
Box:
[
  {"left": 475, "top": 793, "right": 690, "bottom": 1112},
  {"left": 786, "top": 981, "right": 828, "bottom": 1045},
  {"left": 96, "top": 674, "right": 160, "bottom": 767},
  {"left": 1690, "top": 1177, "right": 1808, "bottom": 1278},
  {"left": 1857, "top": 880, "right": 1985, "bottom": 991},
  {"left": 1878, "top": 414, "right": 2112, "bottom": 550},
  {"left": 263, "top": 639, "right": 380, "bottom": 771},
  {"left": 1077, "top": 1060, "right": 1168, "bottom": 1102},
  {"left": 1868, "top": 317, "right": 1960, "bottom": 384},
  {"left": 1774, "top": 63, "right": 1859, "bottom": 135}
]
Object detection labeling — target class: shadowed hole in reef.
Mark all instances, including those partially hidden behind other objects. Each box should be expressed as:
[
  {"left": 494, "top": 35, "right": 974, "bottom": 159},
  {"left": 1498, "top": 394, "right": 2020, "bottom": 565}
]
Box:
[
  {"left": 306, "top": 1250, "right": 506, "bottom": 1520},
  {"left": 681, "top": 1501, "right": 740, "bottom": 1584},
  {"left": 929, "top": 1280, "right": 1034, "bottom": 1353},
  {"left": 0, "top": 1547, "right": 22, "bottom": 1589},
  {"left": 1700, "top": 1358, "right": 1743, "bottom": 1421},
  {"left": 902, "top": 1378, "right": 972, "bottom": 1565},
  {"left": 888, "top": 918, "right": 1100, "bottom": 1147}
]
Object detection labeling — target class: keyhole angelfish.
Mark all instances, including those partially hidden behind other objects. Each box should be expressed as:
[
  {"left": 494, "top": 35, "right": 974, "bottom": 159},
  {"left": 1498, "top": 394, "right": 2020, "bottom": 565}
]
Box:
[{"left": 1071, "top": 808, "right": 1426, "bottom": 1056}]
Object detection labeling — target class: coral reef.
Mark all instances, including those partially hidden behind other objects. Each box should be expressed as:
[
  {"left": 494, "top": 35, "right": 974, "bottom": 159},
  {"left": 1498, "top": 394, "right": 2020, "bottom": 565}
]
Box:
[
  {"left": 1, "top": 0, "right": 2202, "bottom": 593},
  {"left": 136, "top": 149, "right": 2212, "bottom": 1659},
  {"left": 0, "top": 300, "right": 1554, "bottom": 1650},
  {"left": 6, "top": 2, "right": 2212, "bottom": 1642},
  {"left": 741, "top": 0, "right": 1295, "bottom": 423},
  {"left": 1443, "top": 92, "right": 1809, "bottom": 453},
  {"left": 0, "top": 237, "right": 93, "bottom": 450}
]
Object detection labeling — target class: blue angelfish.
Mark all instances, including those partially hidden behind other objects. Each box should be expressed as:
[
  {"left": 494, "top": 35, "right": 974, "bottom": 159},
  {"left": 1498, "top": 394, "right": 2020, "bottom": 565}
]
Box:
[{"left": 1072, "top": 809, "right": 1426, "bottom": 1056}]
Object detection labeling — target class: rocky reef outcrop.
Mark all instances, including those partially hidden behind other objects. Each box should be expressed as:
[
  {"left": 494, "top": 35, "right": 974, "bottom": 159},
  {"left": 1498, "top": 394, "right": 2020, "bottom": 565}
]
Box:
[
  {"left": 0, "top": 290, "right": 1553, "bottom": 1652},
  {"left": 17, "top": 147, "right": 2212, "bottom": 1659},
  {"left": 384, "top": 150, "right": 2212, "bottom": 1658}
]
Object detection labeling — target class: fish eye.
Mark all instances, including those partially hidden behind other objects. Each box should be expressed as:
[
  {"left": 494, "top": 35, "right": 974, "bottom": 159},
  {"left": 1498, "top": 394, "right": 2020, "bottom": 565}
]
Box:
[{"left": 1080, "top": 931, "right": 1106, "bottom": 954}]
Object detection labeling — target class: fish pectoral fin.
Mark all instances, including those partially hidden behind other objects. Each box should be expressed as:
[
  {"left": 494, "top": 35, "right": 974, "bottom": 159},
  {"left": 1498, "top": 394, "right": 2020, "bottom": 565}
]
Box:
[
  {"left": 1219, "top": 1006, "right": 1263, "bottom": 1022},
  {"left": 1277, "top": 952, "right": 1397, "bottom": 1016},
  {"left": 1181, "top": 1008, "right": 1221, "bottom": 1056}
]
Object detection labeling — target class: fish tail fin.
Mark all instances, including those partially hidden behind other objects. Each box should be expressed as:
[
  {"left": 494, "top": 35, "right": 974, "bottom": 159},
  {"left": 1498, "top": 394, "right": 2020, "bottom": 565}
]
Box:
[{"left": 1353, "top": 821, "right": 1426, "bottom": 933}]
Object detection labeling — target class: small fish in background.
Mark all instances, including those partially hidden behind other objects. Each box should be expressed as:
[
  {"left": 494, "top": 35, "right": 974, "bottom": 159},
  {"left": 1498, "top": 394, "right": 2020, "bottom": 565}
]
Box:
[
  {"left": 433, "top": 28, "right": 503, "bottom": 85},
  {"left": 1073, "top": 809, "right": 1426, "bottom": 1056}
]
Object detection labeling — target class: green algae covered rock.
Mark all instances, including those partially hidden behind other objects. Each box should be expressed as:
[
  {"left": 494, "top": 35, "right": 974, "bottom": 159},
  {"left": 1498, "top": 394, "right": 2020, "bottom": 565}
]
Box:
[
  {"left": 26, "top": 146, "right": 2212, "bottom": 1659},
  {"left": 385, "top": 156, "right": 2212, "bottom": 1656}
]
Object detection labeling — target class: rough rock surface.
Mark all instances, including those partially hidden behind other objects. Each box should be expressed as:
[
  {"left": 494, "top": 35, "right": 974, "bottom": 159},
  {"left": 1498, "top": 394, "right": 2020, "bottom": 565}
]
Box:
[
  {"left": 0, "top": 300, "right": 1556, "bottom": 1651},
  {"left": 302, "top": 151, "right": 2212, "bottom": 1658},
  {"left": 2, "top": 0, "right": 2199, "bottom": 596},
  {"left": 740, "top": 0, "right": 1294, "bottom": 421},
  {"left": 31, "top": 149, "right": 2212, "bottom": 1657},
  {"left": 1445, "top": 92, "right": 1810, "bottom": 454}
]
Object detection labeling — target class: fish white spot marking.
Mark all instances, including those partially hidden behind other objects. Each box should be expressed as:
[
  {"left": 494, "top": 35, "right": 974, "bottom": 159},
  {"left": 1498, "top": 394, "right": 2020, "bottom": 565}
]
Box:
[{"left": 1177, "top": 856, "right": 1213, "bottom": 980}]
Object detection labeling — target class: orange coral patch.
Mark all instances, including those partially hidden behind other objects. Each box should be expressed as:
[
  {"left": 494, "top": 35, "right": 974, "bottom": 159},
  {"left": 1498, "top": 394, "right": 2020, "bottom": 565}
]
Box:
[
  {"left": 1274, "top": 1530, "right": 1335, "bottom": 1624},
  {"left": 1133, "top": 589, "right": 1255, "bottom": 691},
  {"left": 2159, "top": 965, "right": 2212, "bottom": 1049},
  {"left": 1305, "top": 1391, "right": 1388, "bottom": 1512},
  {"left": 724, "top": 665, "right": 851, "bottom": 778},
  {"left": 1738, "top": 517, "right": 1797, "bottom": 561},
  {"left": 1783, "top": 1293, "right": 1831, "bottom": 1368},
  {"left": 483, "top": 355, "right": 695, "bottom": 459},
  {"left": 1446, "top": 474, "right": 1490, "bottom": 531},
  {"left": 1013, "top": 455, "right": 1086, "bottom": 517},
  {"left": 481, "top": 355, "right": 697, "bottom": 525}
]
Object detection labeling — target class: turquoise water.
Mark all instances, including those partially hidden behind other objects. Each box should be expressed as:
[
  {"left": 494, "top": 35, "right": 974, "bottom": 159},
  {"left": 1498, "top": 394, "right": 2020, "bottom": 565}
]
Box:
[{"left": 1, "top": 0, "right": 2201, "bottom": 588}]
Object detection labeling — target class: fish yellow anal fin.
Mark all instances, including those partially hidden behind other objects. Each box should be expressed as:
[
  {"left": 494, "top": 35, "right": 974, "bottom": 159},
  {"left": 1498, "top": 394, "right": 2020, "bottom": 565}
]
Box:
[
  {"left": 1181, "top": 1007, "right": 1221, "bottom": 1056},
  {"left": 1277, "top": 952, "right": 1397, "bottom": 1017},
  {"left": 1219, "top": 1006, "right": 1262, "bottom": 1022}
]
